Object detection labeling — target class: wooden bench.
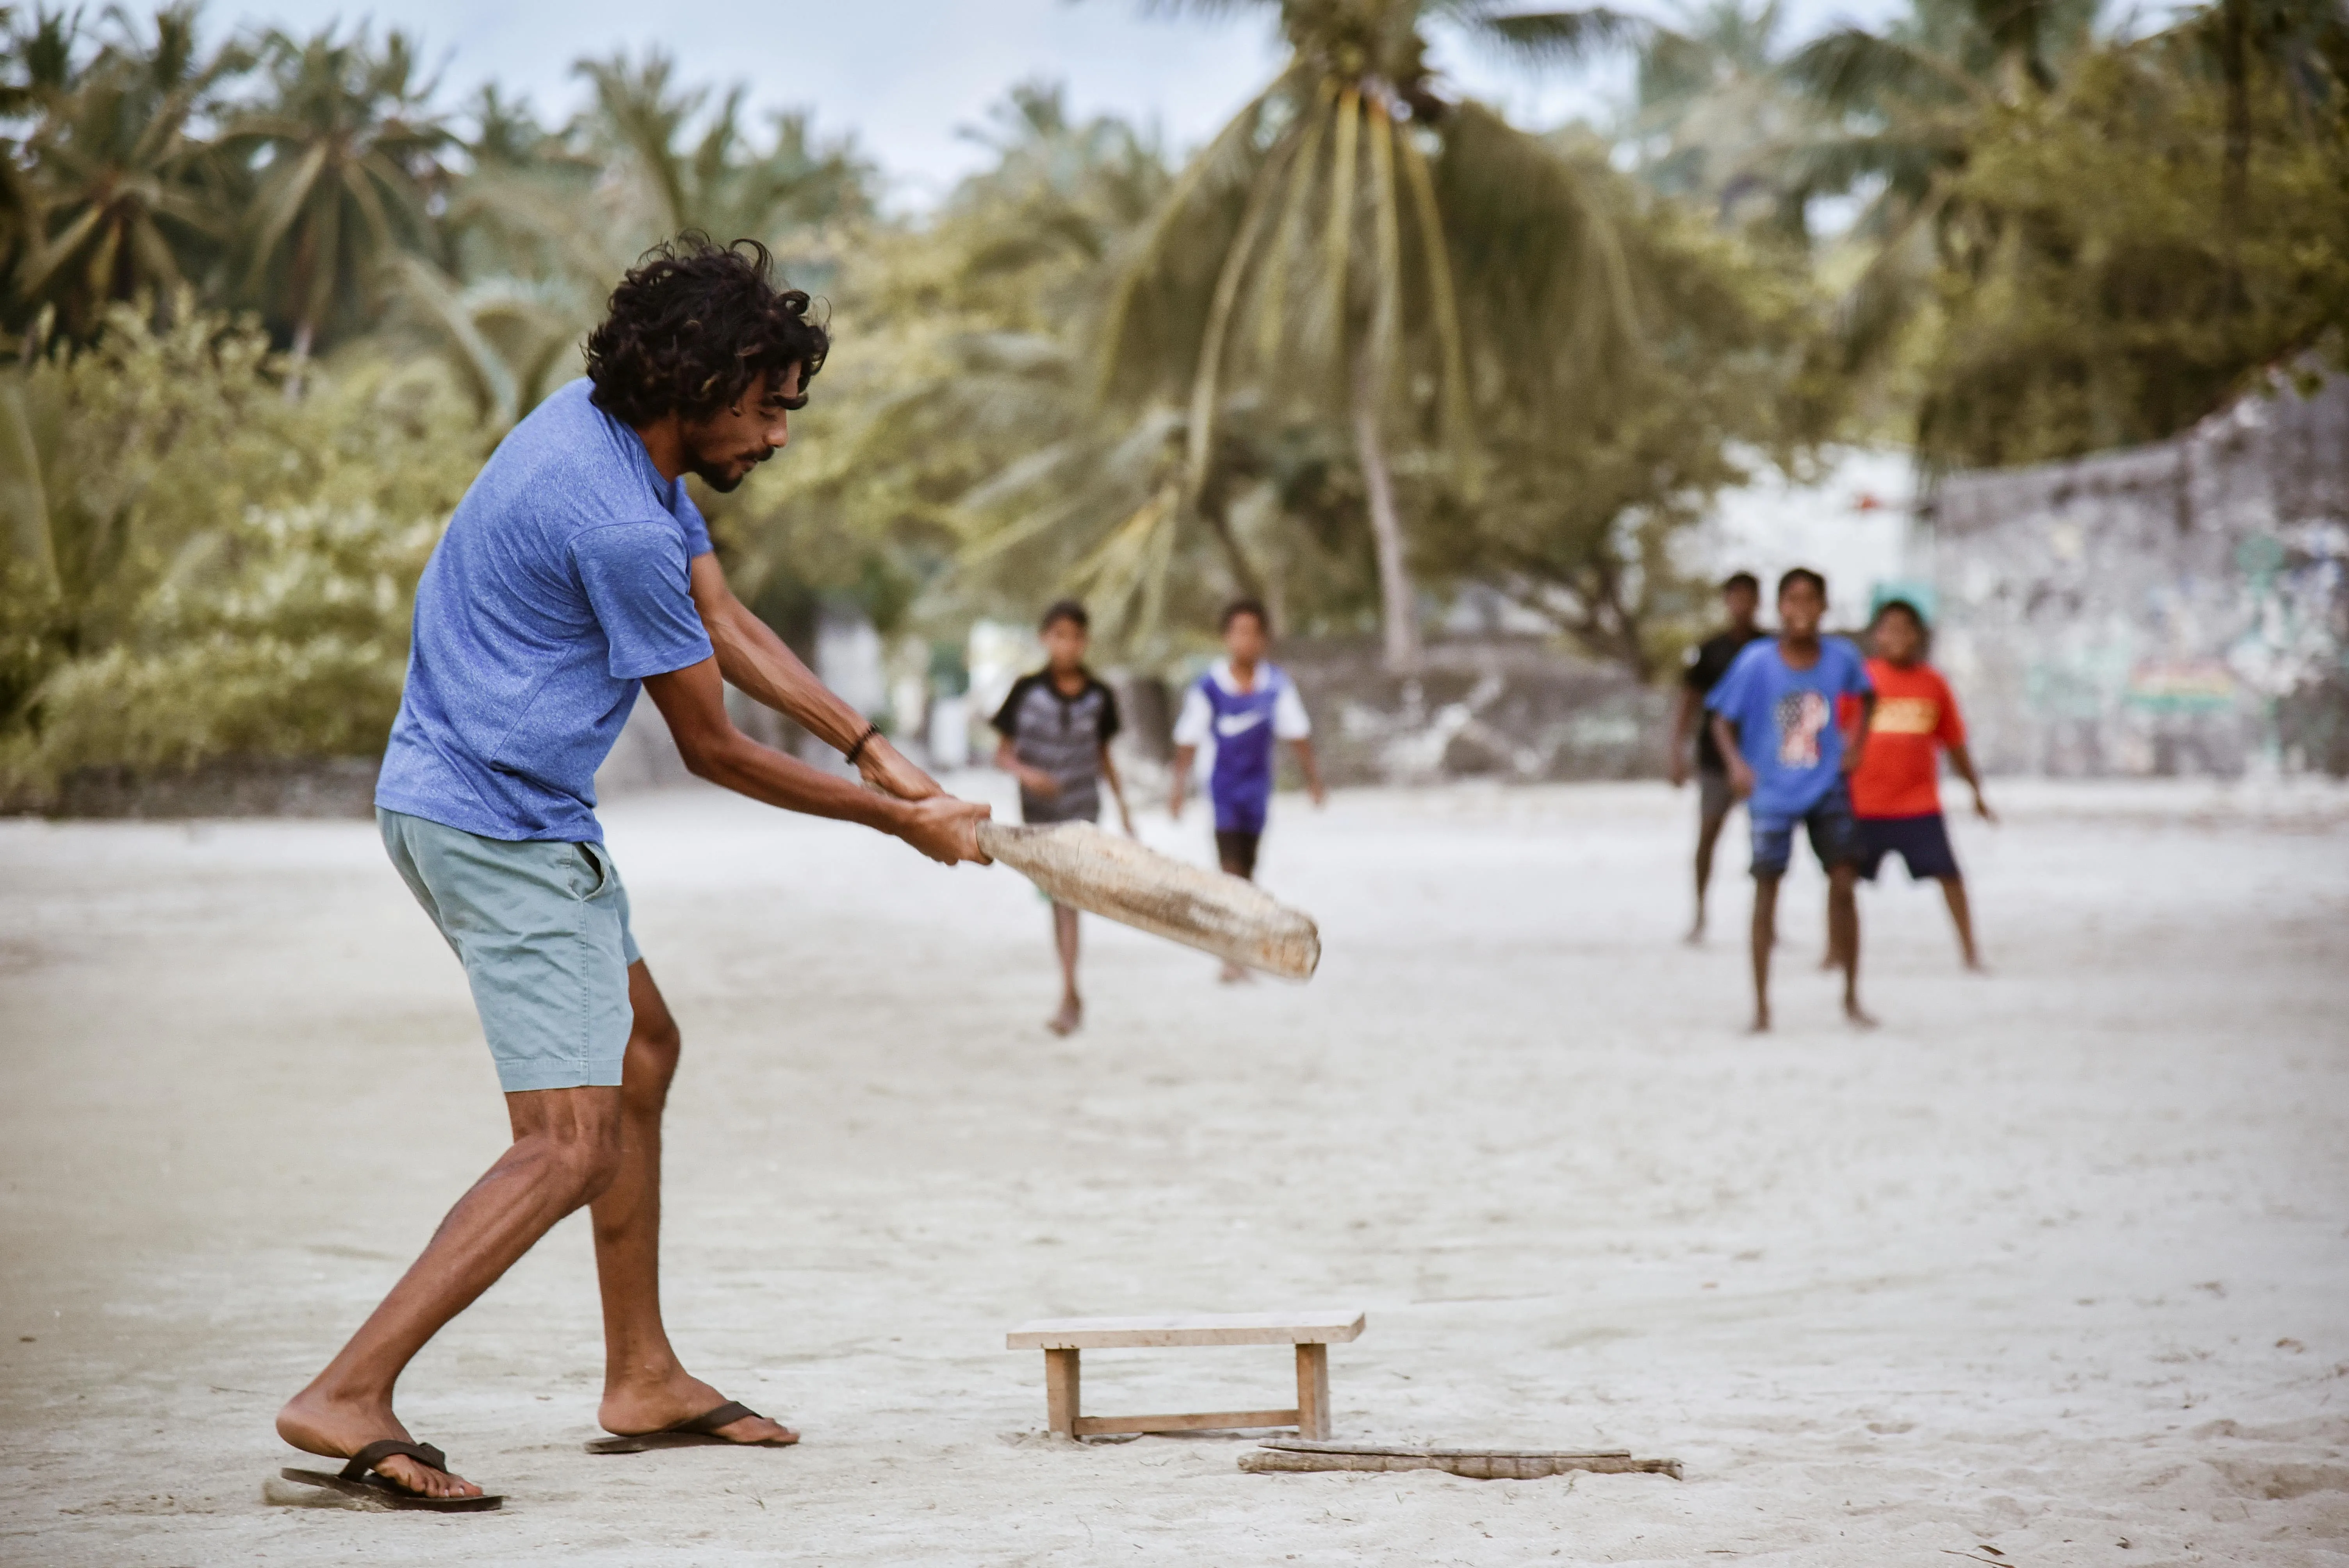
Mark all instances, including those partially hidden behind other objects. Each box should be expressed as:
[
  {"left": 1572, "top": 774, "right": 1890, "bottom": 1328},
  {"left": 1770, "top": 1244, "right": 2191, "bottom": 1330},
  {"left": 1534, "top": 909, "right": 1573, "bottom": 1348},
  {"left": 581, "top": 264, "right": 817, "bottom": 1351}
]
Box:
[{"left": 1006, "top": 1309, "right": 1365, "bottom": 1440}]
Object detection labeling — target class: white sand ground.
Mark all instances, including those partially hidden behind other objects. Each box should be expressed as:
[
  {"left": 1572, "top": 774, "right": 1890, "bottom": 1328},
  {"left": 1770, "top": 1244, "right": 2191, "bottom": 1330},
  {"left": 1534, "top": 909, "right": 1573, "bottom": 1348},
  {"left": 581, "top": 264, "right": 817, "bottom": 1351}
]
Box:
[{"left": 2, "top": 777, "right": 2347, "bottom": 1567}]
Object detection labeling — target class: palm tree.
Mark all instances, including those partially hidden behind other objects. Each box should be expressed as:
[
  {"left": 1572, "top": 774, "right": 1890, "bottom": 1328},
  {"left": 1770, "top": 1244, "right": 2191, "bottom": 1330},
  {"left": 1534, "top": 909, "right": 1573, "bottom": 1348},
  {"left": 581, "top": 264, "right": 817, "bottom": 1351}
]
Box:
[
  {"left": 1101, "top": 0, "right": 1651, "bottom": 672},
  {"left": 4, "top": 5, "right": 248, "bottom": 342},
  {"left": 573, "top": 50, "right": 872, "bottom": 274},
  {"left": 2158, "top": 0, "right": 2349, "bottom": 267},
  {"left": 225, "top": 23, "right": 449, "bottom": 378},
  {"left": 1776, "top": 0, "right": 2096, "bottom": 370},
  {"left": 1627, "top": 0, "right": 1822, "bottom": 230},
  {"left": 741, "top": 85, "right": 1211, "bottom": 648}
]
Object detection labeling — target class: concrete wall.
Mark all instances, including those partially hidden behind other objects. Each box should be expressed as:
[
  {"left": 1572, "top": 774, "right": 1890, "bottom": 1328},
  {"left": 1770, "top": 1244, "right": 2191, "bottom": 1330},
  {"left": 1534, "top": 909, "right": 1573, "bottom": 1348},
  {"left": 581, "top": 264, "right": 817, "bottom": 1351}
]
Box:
[{"left": 1927, "top": 370, "right": 2349, "bottom": 777}]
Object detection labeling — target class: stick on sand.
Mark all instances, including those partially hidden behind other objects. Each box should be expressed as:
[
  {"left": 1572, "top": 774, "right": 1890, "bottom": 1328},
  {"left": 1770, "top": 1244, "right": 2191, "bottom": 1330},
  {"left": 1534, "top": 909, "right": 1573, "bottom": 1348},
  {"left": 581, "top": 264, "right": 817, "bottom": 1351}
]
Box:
[{"left": 975, "top": 822, "right": 1321, "bottom": 980}]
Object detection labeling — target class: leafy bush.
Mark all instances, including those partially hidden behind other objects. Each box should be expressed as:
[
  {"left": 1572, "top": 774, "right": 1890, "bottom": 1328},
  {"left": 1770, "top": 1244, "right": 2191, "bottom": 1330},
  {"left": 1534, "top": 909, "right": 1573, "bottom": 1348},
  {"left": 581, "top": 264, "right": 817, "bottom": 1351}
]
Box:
[{"left": 0, "top": 304, "right": 479, "bottom": 802}]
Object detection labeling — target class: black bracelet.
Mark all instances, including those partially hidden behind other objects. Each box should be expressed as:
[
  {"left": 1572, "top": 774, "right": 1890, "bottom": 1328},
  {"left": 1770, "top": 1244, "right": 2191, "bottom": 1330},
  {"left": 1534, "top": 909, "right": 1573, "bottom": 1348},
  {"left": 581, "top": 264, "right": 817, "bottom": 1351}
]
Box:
[{"left": 843, "top": 722, "right": 882, "bottom": 766}]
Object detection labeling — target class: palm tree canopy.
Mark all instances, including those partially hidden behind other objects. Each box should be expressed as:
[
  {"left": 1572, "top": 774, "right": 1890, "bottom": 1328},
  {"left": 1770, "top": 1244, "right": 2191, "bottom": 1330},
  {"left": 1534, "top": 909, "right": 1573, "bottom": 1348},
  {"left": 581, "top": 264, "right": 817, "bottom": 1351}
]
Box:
[
  {"left": 574, "top": 50, "right": 873, "bottom": 261},
  {"left": 224, "top": 23, "right": 450, "bottom": 351},
  {"left": 1100, "top": 0, "right": 1667, "bottom": 668},
  {"left": 4, "top": 6, "right": 248, "bottom": 340}
]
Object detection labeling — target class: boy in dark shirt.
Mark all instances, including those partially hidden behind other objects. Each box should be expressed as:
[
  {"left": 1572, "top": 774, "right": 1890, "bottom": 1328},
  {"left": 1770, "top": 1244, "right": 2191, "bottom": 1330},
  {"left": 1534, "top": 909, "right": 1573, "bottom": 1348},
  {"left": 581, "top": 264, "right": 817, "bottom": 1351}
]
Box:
[
  {"left": 991, "top": 600, "right": 1135, "bottom": 1036},
  {"left": 1668, "top": 572, "right": 1766, "bottom": 941}
]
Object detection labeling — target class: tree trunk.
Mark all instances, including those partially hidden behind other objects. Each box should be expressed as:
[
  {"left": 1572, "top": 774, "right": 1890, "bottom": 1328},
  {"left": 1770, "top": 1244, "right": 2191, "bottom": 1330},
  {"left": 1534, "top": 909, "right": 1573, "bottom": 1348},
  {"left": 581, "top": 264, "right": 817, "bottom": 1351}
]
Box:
[
  {"left": 1196, "top": 485, "right": 1267, "bottom": 608},
  {"left": 1352, "top": 358, "right": 1421, "bottom": 674},
  {"left": 284, "top": 319, "right": 315, "bottom": 403}
]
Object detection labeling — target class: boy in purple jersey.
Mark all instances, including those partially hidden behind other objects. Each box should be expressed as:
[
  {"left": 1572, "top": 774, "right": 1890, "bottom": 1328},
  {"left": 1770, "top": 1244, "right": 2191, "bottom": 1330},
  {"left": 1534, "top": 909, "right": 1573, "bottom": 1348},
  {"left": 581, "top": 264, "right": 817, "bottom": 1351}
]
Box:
[
  {"left": 1706, "top": 568, "right": 1876, "bottom": 1033},
  {"left": 1167, "top": 599, "right": 1326, "bottom": 980}
]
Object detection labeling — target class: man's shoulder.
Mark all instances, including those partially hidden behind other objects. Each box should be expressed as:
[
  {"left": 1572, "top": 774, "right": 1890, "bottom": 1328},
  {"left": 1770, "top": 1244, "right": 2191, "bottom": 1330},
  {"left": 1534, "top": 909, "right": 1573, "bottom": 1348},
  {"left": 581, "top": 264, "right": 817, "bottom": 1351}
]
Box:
[{"left": 471, "top": 380, "right": 665, "bottom": 537}]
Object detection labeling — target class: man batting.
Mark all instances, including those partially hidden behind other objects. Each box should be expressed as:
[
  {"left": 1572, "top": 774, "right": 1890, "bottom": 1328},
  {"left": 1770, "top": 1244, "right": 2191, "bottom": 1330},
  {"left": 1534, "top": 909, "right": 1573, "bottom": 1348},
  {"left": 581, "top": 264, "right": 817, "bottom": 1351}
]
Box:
[{"left": 273, "top": 237, "right": 990, "bottom": 1509}]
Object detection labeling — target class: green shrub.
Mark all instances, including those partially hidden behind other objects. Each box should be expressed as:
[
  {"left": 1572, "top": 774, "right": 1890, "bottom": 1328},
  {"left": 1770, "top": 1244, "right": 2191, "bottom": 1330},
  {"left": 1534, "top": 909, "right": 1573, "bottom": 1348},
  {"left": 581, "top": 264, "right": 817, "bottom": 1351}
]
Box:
[{"left": 0, "top": 304, "right": 480, "bottom": 802}]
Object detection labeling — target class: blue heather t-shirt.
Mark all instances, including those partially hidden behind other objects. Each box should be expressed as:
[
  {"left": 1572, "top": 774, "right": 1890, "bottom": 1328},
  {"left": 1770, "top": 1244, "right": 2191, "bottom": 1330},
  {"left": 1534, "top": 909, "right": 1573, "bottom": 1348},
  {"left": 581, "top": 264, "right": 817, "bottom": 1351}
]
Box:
[
  {"left": 375, "top": 379, "right": 715, "bottom": 843},
  {"left": 1704, "top": 636, "right": 1873, "bottom": 821}
]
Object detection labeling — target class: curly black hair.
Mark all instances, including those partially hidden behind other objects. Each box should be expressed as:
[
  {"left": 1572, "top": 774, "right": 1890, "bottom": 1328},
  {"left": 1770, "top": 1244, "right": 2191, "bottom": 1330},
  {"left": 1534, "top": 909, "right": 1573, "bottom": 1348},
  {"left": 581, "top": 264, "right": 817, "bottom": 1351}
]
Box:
[{"left": 583, "top": 234, "right": 830, "bottom": 428}]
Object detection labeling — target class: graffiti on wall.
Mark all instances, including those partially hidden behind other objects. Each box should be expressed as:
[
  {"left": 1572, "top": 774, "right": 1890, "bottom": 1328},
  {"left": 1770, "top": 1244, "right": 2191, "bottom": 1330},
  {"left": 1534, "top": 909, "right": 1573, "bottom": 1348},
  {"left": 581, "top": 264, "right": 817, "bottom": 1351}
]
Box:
[{"left": 1929, "top": 368, "right": 2349, "bottom": 777}]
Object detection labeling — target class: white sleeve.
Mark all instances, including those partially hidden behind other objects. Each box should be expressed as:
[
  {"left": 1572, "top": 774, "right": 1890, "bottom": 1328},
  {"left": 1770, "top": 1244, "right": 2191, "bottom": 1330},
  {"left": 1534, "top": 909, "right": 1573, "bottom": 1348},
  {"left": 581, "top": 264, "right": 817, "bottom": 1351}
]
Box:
[
  {"left": 1171, "top": 682, "right": 1213, "bottom": 747},
  {"left": 1273, "top": 678, "right": 1311, "bottom": 739}
]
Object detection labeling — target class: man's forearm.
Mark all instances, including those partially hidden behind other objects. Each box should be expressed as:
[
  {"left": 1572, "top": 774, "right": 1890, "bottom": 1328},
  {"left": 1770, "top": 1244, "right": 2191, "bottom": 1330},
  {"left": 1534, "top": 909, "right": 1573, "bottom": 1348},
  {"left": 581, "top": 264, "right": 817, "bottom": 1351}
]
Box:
[
  {"left": 704, "top": 598, "right": 872, "bottom": 754},
  {"left": 684, "top": 730, "right": 906, "bottom": 830},
  {"left": 1668, "top": 687, "right": 1695, "bottom": 750}
]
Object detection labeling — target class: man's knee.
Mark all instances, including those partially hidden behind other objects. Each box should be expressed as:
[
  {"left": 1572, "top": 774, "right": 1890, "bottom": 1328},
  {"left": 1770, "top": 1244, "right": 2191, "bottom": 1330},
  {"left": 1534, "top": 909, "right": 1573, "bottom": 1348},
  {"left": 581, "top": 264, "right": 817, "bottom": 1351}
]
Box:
[
  {"left": 621, "top": 1019, "right": 681, "bottom": 1117},
  {"left": 514, "top": 1100, "right": 625, "bottom": 1202},
  {"left": 631, "top": 1008, "right": 681, "bottom": 1061}
]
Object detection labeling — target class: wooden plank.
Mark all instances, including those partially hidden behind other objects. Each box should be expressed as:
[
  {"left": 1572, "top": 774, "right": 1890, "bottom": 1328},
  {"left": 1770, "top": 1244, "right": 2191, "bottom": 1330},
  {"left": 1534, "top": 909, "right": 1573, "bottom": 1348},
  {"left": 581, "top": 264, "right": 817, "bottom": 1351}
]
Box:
[
  {"left": 1294, "top": 1343, "right": 1331, "bottom": 1441},
  {"left": 1240, "top": 1444, "right": 1683, "bottom": 1481},
  {"left": 1072, "top": 1408, "right": 1301, "bottom": 1436},
  {"left": 1043, "top": 1348, "right": 1080, "bottom": 1437},
  {"left": 1262, "top": 1440, "right": 1632, "bottom": 1459},
  {"left": 1007, "top": 1309, "right": 1365, "bottom": 1349}
]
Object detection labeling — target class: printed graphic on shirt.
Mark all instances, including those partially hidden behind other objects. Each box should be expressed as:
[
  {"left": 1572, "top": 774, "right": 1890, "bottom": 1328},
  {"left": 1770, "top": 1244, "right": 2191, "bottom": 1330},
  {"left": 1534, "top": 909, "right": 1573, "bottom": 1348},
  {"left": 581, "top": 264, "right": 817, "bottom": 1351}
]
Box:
[
  {"left": 1775, "top": 690, "right": 1831, "bottom": 768},
  {"left": 1871, "top": 695, "right": 1942, "bottom": 735},
  {"left": 1215, "top": 710, "right": 1269, "bottom": 737}
]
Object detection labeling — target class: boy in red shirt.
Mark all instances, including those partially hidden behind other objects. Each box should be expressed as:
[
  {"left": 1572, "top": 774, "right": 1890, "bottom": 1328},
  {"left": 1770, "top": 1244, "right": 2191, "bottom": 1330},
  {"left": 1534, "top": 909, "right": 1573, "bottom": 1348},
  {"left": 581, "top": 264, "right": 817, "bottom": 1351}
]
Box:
[{"left": 1847, "top": 599, "right": 1994, "bottom": 969}]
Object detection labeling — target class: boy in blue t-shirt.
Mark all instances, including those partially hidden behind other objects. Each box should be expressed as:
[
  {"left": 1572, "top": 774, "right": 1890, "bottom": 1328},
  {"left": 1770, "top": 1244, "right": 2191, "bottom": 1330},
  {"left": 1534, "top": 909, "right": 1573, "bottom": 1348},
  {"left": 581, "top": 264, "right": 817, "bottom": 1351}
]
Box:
[{"left": 1705, "top": 567, "right": 1877, "bottom": 1032}]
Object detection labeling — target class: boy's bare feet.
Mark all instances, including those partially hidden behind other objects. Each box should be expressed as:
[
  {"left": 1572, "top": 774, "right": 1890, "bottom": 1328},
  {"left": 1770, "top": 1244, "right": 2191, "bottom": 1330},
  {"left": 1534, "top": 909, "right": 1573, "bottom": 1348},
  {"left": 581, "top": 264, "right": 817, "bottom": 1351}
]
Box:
[
  {"left": 277, "top": 1388, "right": 484, "bottom": 1499},
  {"left": 599, "top": 1372, "right": 798, "bottom": 1445},
  {"left": 1747, "top": 1007, "right": 1771, "bottom": 1034},
  {"left": 1047, "top": 995, "right": 1083, "bottom": 1036},
  {"left": 1844, "top": 998, "right": 1879, "bottom": 1029}
]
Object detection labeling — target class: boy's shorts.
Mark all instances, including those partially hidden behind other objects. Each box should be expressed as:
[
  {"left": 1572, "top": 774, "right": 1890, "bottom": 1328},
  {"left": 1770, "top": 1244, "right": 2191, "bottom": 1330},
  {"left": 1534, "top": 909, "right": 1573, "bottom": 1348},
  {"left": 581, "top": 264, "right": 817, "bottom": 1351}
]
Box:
[
  {"left": 1750, "top": 780, "right": 1861, "bottom": 880},
  {"left": 1211, "top": 795, "right": 1268, "bottom": 837},
  {"left": 378, "top": 808, "right": 640, "bottom": 1093},
  {"left": 1855, "top": 812, "right": 1962, "bottom": 882}
]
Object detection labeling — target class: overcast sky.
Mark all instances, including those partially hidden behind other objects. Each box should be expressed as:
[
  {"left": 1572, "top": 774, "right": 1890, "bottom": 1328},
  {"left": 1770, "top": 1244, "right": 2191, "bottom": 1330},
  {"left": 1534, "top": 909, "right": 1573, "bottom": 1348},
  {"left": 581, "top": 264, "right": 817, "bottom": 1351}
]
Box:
[{"left": 219, "top": 0, "right": 1910, "bottom": 209}]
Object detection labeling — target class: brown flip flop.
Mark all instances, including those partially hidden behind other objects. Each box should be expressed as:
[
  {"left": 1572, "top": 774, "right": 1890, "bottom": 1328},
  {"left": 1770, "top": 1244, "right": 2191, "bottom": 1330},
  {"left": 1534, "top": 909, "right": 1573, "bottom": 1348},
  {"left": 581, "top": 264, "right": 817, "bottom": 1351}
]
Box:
[
  {"left": 585, "top": 1400, "right": 799, "bottom": 1454},
  {"left": 280, "top": 1438, "right": 504, "bottom": 1511}
]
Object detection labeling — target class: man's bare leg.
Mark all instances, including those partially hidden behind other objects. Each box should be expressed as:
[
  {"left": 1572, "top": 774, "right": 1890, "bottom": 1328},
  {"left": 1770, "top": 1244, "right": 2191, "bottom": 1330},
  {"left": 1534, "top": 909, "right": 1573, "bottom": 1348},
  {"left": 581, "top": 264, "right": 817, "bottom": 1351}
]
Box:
[
  {"left": 1048, "top": 903, "right": 1083, "bottom": 1035},
  {"left": 1689, "top": 798, "right": 1729, "bottom": 943},
  {"left": 277, "top": 1086, "right": 626, "bottom": 1498},
  {"left": 1938, "top": 875, "right": 1983, "bottom": 969},
  {"left": 1748, "top": 876, "right": 1778, "bottom": 1032},
  {"left": 591, "top": 961, "right": 795, "bottom": 1444},
  {"left": 1829, "top": 863, "right": 1876, "bottom": 1026}
]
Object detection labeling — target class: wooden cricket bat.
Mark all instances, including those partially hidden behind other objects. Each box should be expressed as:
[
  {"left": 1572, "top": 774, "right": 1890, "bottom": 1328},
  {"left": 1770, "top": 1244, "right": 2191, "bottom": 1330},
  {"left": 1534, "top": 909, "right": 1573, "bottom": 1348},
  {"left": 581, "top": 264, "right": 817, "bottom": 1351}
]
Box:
[{"left": 975, "top": 821, "right": 1321, "bottom": 980}]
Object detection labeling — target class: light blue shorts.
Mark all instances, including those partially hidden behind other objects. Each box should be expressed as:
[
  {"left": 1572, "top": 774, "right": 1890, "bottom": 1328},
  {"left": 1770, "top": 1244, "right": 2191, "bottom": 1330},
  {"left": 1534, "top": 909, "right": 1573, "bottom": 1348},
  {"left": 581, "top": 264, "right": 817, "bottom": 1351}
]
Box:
[{"left": 378, "top": 808, "right": 640, "bottom": 1093}]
